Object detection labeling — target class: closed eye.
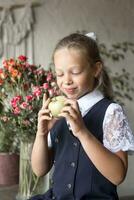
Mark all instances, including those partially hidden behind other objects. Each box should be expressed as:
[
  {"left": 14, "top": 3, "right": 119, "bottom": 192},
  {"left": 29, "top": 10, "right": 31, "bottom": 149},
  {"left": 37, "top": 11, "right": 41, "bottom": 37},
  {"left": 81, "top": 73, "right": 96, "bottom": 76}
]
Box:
[
  {"left": 71, "top": 70, "right": 82, "bottom": 75},
  {"left": 55, "top": 72, "right": 64, "bottom": 77}
]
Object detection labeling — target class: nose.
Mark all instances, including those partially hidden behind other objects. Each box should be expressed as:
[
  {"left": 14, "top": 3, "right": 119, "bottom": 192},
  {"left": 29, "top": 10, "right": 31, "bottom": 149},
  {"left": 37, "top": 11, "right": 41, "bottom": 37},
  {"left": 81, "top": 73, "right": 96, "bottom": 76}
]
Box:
[{"left": 64, "top": 73, "right": 73, "bottom": 85}]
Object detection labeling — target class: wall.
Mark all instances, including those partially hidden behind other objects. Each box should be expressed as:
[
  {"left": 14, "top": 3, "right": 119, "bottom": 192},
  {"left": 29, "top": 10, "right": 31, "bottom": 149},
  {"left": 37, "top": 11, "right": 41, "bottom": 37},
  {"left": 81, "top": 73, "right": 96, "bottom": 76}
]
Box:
[{"left": 33, "top": 0, "right": 134, "bottom": 197}]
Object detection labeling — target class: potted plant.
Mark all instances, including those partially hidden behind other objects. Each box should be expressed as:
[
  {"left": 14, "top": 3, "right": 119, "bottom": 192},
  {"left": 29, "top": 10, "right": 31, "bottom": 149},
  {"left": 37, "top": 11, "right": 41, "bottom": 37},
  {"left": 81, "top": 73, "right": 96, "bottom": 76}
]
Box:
[
  {"left": 0, "top": 101, "right": 19, "bottom": 186},
  {"left": 0, "top": 65, "right": 20, "bottom": 186}
]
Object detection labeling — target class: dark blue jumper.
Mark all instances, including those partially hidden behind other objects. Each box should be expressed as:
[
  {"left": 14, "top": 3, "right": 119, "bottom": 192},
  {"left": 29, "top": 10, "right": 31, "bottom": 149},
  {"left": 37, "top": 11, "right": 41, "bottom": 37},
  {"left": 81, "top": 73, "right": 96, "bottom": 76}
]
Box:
[{"left": 29, "top": 98, "right": 119, "bottom": 200}]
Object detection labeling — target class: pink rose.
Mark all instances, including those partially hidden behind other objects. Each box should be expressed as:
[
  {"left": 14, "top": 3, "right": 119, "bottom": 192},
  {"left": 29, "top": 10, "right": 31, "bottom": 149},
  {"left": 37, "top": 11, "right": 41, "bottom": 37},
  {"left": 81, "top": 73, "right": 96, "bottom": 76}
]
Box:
[
  {"left": 26, "top": 95, "right": 33, "bottom": 102},
  {"left": 11, "top": 96, "right": 22, "bottom": 108},
  {"left": 34, "top": 90, "right": 42, "bottom": 97},
  {"left": 43, "top": 83, "right": 49, "bottom": 89},
  {"left": 13, "top": 107, "right": 21, "bottom": 114},
  {"left": 47, "top": 73, "right": 53, "bottom": 82},
  {"left": 3, "top": 60, "right": 8, "bottom": 68},
  {"left": 33, "top": 87, "right": 42, "bottom": 97},
  {"left": 9, "top": 58, "right": 15, "bottom": 66},
  {"left": 15, "top": 96, "right": 22, "bottom": 102},
  {"left": 20, "top": 102, "right": 28, "bottom": 109},
  {"left": 28, "top": 105, "right": 33, "bottom": 110}
]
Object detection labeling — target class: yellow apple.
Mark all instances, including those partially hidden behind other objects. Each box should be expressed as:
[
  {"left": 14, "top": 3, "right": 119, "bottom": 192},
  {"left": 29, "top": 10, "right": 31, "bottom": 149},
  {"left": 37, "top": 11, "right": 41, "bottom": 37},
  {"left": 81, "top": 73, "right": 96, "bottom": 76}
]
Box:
[{"left": 48, "top": 96, "right": 65, "bottom": 117}]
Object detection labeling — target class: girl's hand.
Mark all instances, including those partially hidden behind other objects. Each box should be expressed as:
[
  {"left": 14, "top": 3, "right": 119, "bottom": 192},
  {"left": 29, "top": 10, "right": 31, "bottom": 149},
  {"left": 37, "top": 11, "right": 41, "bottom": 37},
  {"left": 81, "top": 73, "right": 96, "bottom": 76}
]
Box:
[
  {"left": 37, "top": 94, "right": 57, "bottom": 137},
  {"left": 58, "top": 99, "right": 87, "bottom": 138}
]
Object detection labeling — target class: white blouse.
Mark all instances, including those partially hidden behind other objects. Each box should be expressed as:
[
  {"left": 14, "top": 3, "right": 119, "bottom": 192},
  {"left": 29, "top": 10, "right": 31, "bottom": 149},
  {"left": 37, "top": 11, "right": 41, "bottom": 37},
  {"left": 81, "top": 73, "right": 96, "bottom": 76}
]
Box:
[{"left": 48, "top": 90, "right": 134, "bottom": 153}]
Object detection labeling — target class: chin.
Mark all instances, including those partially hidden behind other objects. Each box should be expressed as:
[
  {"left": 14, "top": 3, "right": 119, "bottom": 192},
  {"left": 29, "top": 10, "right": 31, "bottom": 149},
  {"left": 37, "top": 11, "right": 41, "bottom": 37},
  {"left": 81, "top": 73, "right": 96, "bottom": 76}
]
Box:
[
  {"left": 61, "top": 89, "right": 84, "bottom": 100},
  {"left": 67, "top": 94, "right": 82, "bottom": 100},
  {"left": 63, "top": 93, "right": 77, "bottom": 99}
]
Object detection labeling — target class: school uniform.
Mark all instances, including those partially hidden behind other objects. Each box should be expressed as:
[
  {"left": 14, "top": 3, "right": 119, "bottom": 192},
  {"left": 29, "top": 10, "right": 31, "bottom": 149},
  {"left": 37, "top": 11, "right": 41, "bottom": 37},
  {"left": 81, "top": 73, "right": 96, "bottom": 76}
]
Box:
[{"left": 29, "top": 90, "right": 134, "bottom": 200}]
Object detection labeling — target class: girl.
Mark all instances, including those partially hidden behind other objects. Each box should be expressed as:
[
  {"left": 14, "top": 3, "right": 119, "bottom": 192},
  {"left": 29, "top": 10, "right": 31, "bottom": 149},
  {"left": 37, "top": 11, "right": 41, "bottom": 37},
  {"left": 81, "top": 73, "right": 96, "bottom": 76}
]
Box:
[{"left": 30, "top": 33, "right": 134, "bottom": 200}]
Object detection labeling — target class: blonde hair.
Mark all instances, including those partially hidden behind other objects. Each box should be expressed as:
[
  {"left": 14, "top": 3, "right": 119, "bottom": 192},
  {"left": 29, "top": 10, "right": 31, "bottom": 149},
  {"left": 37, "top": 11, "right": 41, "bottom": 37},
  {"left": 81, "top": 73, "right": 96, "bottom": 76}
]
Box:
[{"left": 53, "top": 33, "right": 113, "bottom": 100}]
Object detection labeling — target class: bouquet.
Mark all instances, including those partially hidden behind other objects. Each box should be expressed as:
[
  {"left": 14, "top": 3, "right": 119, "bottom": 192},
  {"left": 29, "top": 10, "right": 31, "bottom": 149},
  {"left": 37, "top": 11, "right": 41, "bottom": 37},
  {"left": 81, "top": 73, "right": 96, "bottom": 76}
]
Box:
[
  {"left": 0, "top": 55, "right": 59, "bottom": 148},
  {"left": 0, "top": 55, "right": 59, "bottom": 198}
]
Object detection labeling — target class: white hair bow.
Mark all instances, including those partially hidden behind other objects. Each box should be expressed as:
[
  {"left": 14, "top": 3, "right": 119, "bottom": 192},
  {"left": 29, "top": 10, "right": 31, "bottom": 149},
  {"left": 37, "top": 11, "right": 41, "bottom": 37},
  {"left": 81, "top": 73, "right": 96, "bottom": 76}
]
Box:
[{"left": 85, "top": 32, "right": 97, "bottom": 41}]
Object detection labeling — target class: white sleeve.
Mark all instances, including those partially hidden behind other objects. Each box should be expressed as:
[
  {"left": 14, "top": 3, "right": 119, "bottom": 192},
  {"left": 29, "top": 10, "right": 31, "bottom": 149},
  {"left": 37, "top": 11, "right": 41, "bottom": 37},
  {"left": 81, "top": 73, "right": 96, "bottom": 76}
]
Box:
[
  {"left": 48, "top": 132, "right": 52, "bottom": 147},
  {"left": 103, "top": 103, "right": 134, "bottom": 153}
]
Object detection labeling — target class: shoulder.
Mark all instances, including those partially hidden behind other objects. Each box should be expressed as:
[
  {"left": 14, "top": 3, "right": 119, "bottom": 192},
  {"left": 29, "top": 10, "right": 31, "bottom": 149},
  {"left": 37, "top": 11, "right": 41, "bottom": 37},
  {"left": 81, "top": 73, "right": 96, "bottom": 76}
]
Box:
[
  {"left": 103, "top": 102, "right": 127, "bottom": 128},
  {"left": 105, "top": 102, "right": 124, "bottom": 116},
  {"left": 103, "top": 102, "right": 134, "bottom": 152}
]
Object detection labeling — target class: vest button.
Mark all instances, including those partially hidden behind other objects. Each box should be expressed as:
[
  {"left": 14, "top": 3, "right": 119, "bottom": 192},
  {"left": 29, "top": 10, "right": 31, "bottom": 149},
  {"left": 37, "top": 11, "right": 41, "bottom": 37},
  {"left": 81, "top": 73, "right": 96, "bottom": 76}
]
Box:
[
  {"left": 55, "top": 138, "right": 59, "bottom": 143},
  {"left": 73, "top": 142, "right": 77, "bottom": 147},
  {"left": 67, "top": 183, "right": 72, "bottom": 189},
  {"left": 71, "top": 162, "right": 75, "bottom": 167}
]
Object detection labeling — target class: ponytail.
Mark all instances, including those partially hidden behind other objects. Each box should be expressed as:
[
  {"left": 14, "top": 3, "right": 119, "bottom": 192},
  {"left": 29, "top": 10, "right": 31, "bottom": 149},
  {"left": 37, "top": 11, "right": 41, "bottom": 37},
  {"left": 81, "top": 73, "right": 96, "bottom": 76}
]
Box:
[{"left": 99, "top": 66, "right": 113, "bottom": 100}]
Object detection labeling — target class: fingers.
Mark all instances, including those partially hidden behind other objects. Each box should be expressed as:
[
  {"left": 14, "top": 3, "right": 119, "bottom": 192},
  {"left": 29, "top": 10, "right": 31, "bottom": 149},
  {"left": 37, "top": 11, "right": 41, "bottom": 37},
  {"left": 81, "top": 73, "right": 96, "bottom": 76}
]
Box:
[
  {"left": 38, "top": 108, "right": 50, "bottom": 117},
  {"left": 59, "top": 99, "right": 81, "bottom": 121},
  {"left": 64, "top": 98, "right": 80, "bottom": 115},
  {"left": 58, "top": 112, "right": 73, "bottom": 122},
  {"left": 60, "top": 105, "right": 77, "bottom": 119},
  {"left": 42, "top": 93, "right": 51, "bottom": 109},
  {"left": 65, "top": 99, "right": 80, "bottom": 111}
]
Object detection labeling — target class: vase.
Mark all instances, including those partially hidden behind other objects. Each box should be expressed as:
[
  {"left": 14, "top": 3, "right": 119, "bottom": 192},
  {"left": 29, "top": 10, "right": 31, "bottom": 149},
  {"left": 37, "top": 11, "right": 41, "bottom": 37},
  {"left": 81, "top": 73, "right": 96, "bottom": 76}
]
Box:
[
  {"left": 16, "top": 140, "right": 50, "bottom": 200},
  {"left": 0, "top": 153, "right": 19, "bottom": 186}
]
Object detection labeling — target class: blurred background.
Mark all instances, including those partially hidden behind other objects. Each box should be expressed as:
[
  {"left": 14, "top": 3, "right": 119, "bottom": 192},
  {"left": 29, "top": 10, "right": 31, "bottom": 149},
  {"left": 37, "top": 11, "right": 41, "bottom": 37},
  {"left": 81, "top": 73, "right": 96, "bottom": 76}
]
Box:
[{"left": 0, "top": 0, "right": 134, "bottom": 199}]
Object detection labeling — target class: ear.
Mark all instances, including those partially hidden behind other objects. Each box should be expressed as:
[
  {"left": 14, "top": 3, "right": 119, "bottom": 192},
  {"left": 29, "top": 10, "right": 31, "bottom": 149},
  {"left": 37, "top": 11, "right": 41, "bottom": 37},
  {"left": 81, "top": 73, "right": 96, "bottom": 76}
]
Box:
[{"left": 94, "top": 62, "right": 102, "bottom": 78}]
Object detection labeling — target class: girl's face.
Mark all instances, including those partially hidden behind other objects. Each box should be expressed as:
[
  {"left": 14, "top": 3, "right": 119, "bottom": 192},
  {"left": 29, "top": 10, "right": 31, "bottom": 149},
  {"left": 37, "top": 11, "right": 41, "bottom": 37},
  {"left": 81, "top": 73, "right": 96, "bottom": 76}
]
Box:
[{"left": 54, "top": 48, "right": 100, "bottom": 99}]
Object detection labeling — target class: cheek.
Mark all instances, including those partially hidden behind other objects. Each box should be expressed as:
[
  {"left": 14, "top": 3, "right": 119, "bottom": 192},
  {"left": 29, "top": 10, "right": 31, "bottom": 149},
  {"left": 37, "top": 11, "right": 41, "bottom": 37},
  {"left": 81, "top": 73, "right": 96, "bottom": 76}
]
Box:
[{"left": 79, "top": 76, "right": 94, "bottom": 89}]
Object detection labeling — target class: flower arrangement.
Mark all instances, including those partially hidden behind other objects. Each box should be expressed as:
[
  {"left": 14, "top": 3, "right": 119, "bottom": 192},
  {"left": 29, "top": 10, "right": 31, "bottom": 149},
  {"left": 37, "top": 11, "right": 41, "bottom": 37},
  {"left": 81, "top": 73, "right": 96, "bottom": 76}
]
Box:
[
  {"left": 0, "top": 55, "right": 59, "bottom": 149},
  {"left": 0, "top": 55, "right": 59, "bottom": 198}
]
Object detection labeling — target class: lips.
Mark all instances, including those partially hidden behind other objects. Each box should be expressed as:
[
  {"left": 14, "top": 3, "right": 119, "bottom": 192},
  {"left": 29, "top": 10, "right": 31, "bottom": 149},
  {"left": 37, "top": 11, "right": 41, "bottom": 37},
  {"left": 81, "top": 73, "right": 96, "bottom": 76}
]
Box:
[{"left": 64, "top": 88, "right": 77, "bottom": 94}]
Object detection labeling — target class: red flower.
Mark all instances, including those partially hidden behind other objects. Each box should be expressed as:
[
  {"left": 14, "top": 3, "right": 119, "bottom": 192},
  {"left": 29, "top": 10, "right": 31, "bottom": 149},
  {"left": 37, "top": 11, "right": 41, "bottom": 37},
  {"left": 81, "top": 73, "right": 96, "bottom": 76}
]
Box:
[
  {"left": 11, "top": 96, "right": 22, "bottom": 108},
  {"left": 47, "top": 73, "right": 53, "bottom": 82},
  {"left": 13, "top": 107, "right": 21, "bottom": 114},
  {"left": 43, "top": 83, "right": 49, "bottom": 89},
  {"left": 3, "top": 60, "right": 9, "bottom": 69},
  {"left": 26, "top": 95, "right": 34, "bottom": 102},
  {"left": 20, "top": 102, "right": 28, "bottom": 109},
  {"left": 18, "top": 55, "right": 27, "bottom": 62},
  {"left": 9, "top": 58, "right": 15, "bottom": 66},
  {"left": 32, "top": 86, "right": 42, "bottom": 97}
]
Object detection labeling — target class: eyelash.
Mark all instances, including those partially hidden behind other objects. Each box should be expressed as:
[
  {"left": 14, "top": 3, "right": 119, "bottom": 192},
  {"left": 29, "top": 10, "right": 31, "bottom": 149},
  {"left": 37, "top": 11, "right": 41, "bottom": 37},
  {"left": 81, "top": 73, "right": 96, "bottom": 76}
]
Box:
[
  {"left": 72, "top": 71, "right": 81, "bottom": 75},
  {"left": 56, "top": 71, "right": 82, "bottom": 77},
  {"left": 56, "top": 74, "right": 63, "bottom": 77}
]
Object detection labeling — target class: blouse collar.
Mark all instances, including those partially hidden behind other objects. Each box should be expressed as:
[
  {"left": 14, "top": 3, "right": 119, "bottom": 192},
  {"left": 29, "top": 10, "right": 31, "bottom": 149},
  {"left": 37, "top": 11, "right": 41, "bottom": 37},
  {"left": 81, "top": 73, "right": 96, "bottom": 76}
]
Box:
[{"left": 77, "top": 89, "right": 104, "bottom": 117}]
